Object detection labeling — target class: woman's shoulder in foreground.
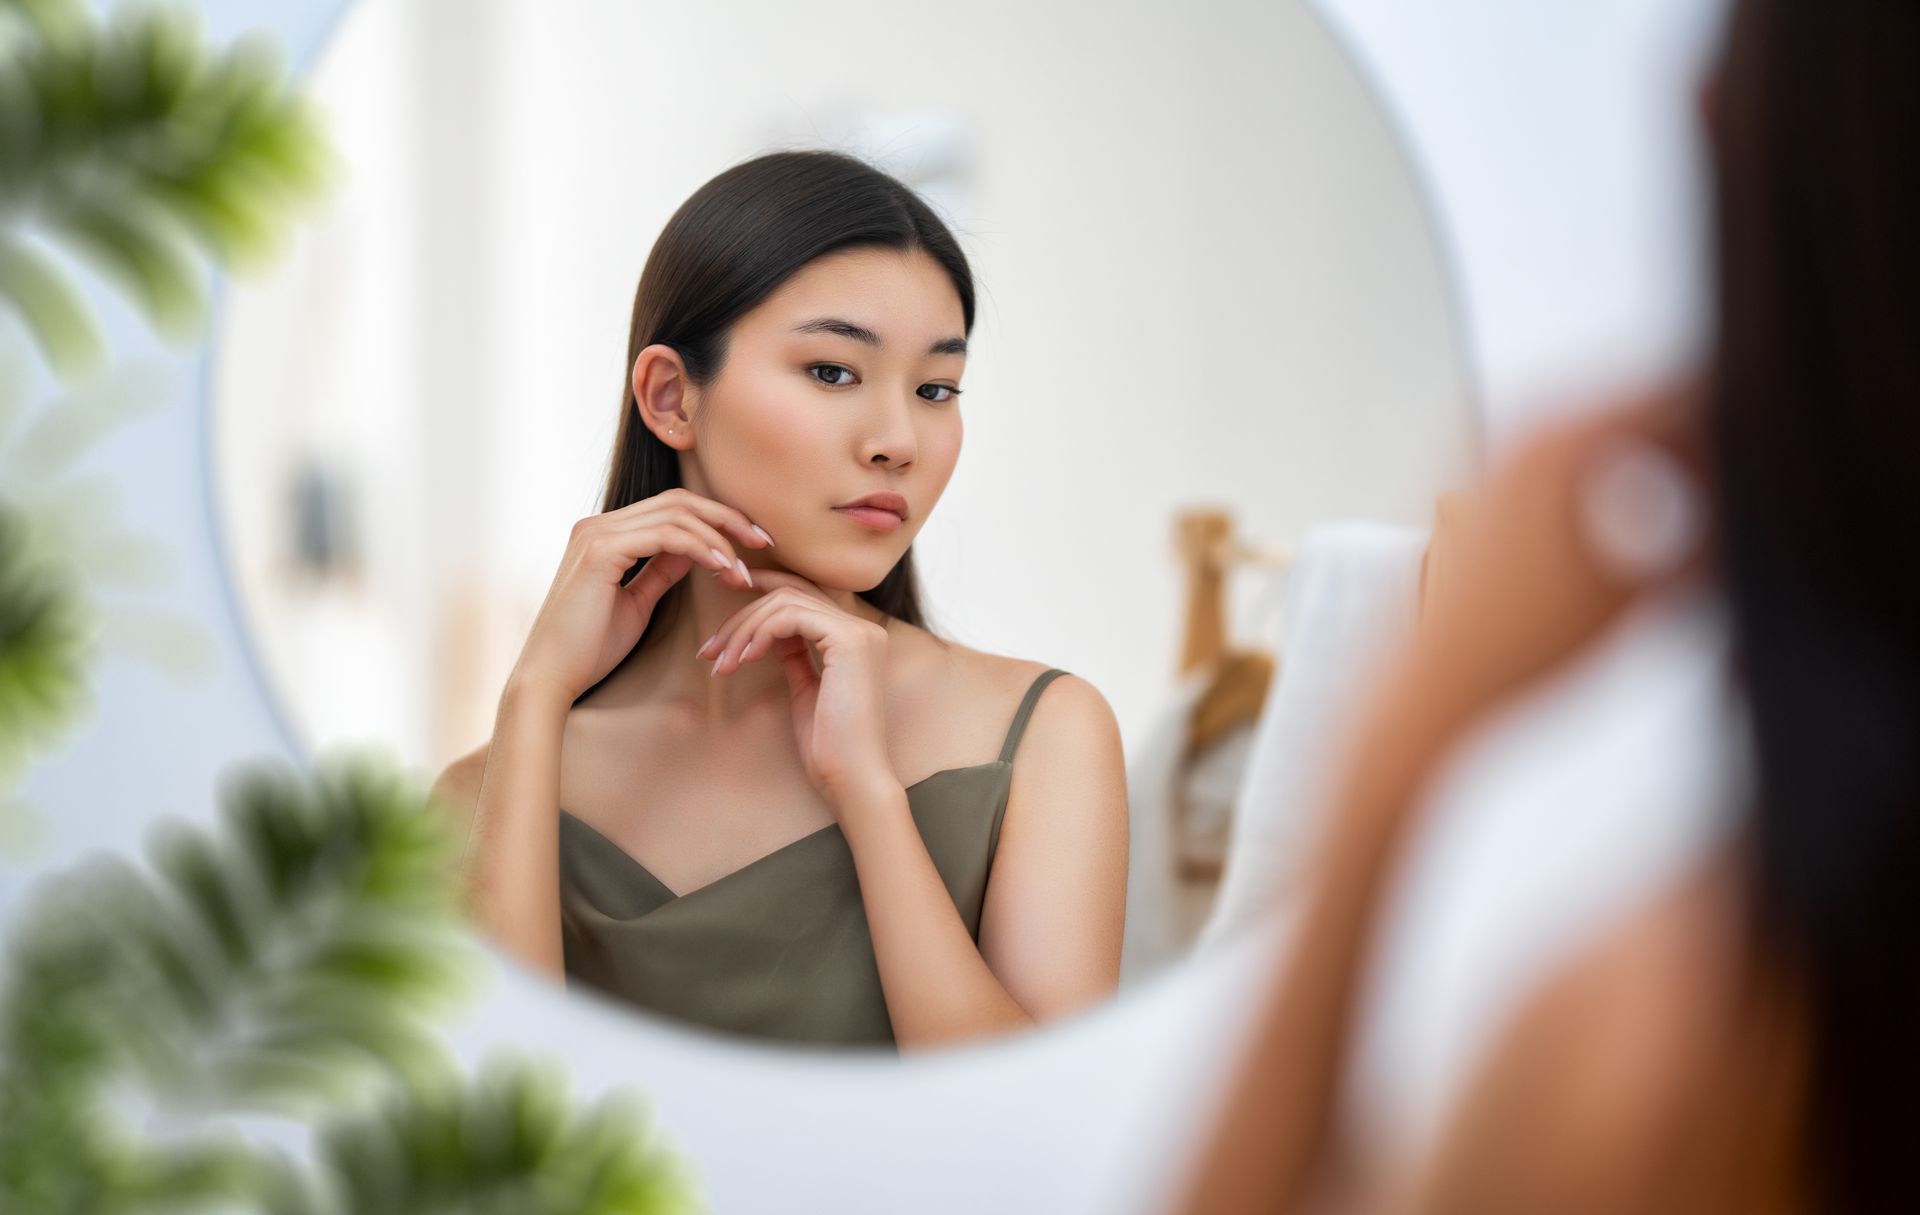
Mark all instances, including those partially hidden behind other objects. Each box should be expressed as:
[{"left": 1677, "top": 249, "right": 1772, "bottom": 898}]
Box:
[{"left": 1369, "top": 848, "right": 1809, "bottom": 1214}]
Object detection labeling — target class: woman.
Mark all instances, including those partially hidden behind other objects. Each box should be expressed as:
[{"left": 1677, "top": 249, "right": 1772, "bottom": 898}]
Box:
[
  {"left": 1171, "top": 0, "right": 1912, "bottom": 1210},
  {"left": 434, "top": 150, "right": 1129, "bottom": 1052}
]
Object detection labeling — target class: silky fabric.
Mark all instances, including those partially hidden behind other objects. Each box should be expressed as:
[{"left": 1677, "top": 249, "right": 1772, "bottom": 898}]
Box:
[{"left": 558, "top": 667, "right": 1071, "bottom": 1048}]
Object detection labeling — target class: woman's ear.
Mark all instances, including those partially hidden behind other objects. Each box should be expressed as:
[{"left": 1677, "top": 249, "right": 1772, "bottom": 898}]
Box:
[{"left": 632, "top": 343, "right": 692, "bottom": 448}]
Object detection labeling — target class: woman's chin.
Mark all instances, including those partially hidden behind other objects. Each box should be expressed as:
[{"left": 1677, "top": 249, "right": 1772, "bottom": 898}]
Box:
[{"left": 755, "top": 550, "right": 896, "bottom": 595}]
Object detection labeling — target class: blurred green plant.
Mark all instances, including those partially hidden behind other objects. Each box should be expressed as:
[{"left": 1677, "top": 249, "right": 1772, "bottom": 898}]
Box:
[
  {"left": 0, "top": 750, "right": 707, "bottom": 1213},
  {"left": 0, "top": 0, "right": 334, "bottom": 848},
  {"left": 0, "top": 495, "right": 95, "bottom": 824},
  {"left": 0, "top": 7, "right": 705, "bottom": 1212},
  {"left": 0, "top": 0, "right": 339, "bottom": 379},
  {"left": 0, "top": 342, "right": 219, "bottom": 854}
]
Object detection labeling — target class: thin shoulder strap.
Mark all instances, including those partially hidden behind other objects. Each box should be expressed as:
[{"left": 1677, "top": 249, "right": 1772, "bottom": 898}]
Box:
[{"left": 999, "top": 668, "right": 1070, "bottom": 765}]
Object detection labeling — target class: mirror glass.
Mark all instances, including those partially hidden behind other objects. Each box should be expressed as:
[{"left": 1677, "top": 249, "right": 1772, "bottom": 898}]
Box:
[{"left": 210, "top": 0, "right": 1476, "bottom": 1052}]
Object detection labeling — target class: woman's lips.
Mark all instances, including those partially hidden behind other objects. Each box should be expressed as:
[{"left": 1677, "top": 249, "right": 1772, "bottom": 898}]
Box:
[{"left": 833, "top": 505, "right": 904, "bottom": 531}]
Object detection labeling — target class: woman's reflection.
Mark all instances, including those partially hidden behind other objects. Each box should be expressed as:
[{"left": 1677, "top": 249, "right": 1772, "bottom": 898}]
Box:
[{"left": 431, "top": 149, "right": 1129, "bottom": 1052}]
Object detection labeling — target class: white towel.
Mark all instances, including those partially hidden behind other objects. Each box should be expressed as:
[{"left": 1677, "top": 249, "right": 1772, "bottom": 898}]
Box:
[{"left": 1197, "top": 521, "right": 1430, "bottom": 954}]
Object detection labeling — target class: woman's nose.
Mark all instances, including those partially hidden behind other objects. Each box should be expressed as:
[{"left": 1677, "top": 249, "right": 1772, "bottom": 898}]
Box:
[{"left": 859, "top": 402, "right": 920, "bottom": 468}]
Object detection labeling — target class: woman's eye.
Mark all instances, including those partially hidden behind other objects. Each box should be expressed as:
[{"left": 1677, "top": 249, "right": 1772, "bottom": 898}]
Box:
[
  {"left": 920, "top": 384, "right": 964, "bottom": 404},
  {"left": 808, "top": 364, "right": 855, "bottom": 387}
]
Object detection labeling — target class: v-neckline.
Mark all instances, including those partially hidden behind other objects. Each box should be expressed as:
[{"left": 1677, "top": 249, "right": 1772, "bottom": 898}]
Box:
[{"left": 558, "top": 759, "right": 1011, "bottom": 905}]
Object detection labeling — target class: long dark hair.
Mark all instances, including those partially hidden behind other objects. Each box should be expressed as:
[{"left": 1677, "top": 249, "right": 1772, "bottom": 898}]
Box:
[
  {"left": 578, "top": 149, "right": 975, "bottom": 704},
  {"left": 1707, "top": 0, "right": 1920, "bottom": 1207}
]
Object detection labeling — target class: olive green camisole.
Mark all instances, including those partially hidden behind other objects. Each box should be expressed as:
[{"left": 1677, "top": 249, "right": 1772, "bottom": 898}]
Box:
[{"left": 557, "top": 667, "right": 1071, "bottom": 1049}]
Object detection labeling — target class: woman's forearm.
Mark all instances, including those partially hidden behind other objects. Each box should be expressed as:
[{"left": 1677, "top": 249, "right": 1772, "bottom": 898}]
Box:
[
  {"left": 836, "top": 779, "right": 1036, "bottom": 1049},
  {"left": 461, "top": 677, "right": 571, "bottom": 980},
  {"left": 1170, "top": 658, "right": 1470, "bottom": 1215}
]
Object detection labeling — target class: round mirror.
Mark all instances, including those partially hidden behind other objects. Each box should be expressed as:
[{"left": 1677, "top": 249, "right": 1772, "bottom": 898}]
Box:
[{"left": 210, "top": 0, "right": 1476, "bottom": 1054}]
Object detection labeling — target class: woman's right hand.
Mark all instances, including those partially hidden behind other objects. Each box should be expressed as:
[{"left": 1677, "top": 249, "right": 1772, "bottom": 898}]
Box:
[
  {"left": 506, "top": 487, "right": 774, "bottom": 706},
  {"left": 1398, "top": 379, "right": 1708, "bottom": 727}
]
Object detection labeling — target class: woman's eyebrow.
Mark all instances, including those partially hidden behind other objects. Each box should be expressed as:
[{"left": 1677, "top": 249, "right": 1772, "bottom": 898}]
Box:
[{"left": 792, "top": 316, "right": 967, "bottom": 357}]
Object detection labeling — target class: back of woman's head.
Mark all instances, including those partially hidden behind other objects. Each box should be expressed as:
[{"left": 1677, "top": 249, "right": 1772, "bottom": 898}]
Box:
[
  {"left": 592, "top": 149, "right": 974, "bottom": 667},
  {"left": 1707, "top": 0, "right": 1920, "bottom": 1206}
]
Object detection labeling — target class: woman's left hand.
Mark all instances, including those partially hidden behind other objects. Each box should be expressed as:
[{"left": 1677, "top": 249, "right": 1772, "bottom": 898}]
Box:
[{"left": 697, "top": 569, "right": 895, "bottom": 804}]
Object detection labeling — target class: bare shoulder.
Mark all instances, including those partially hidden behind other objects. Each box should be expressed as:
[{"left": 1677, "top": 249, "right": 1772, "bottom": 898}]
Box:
[
  {"left": 1010, "top": 661, "right": 1121, "bottom": 762},
  {"left": 1504, "top": 858, "right": 1748, "bottom": 1130},
  {"left": 933, "top": 640, "right": 1121, "bottom": 758},
  {"left": 1385, "top": 855, "right": 1758, "bottom": 1212},
  {"left": 883, "top": 622, "right": 1127, "bottom": 794},
  {"left": 962, "top": 650, "right": 1126, "bottom": 802}
]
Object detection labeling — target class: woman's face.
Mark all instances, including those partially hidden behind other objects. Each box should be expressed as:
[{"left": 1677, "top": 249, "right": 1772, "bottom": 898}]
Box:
[{"left": 676, "top": 245, "right": 968, "bottom": 592}]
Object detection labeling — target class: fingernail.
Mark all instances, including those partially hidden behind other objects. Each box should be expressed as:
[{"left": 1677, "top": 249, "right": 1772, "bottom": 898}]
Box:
[
  {"left": 709, "top": 547, "right": 729, "bottom": 569},
  {"left": 737, "top": 559, "right": 753, "bottom": 588},
  {"left": 752, "top": 524, "right": 775, "bottom": 547},
  {"left": 697, "top": 632, "right": 716, "bottom": 657}
]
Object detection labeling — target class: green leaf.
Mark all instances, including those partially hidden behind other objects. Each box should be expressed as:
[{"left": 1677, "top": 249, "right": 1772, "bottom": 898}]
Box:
[
  {"left": 150, "top": 818, "right": 261, "bottom": 970},
  {"left": 0, "top": 0, "right": 339, "bottom": 371},
  {"left": 0, "top": 355, "right": 173, "bottom": 497},
  {"left": 46, "top": 197, "right": 205, "bottom": 340},
  {"left": 0, "top": 232, "right": 105, "bottom": 377},
  {"left": 0, "top": 501, "right": 98, "bottom": 786}
]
